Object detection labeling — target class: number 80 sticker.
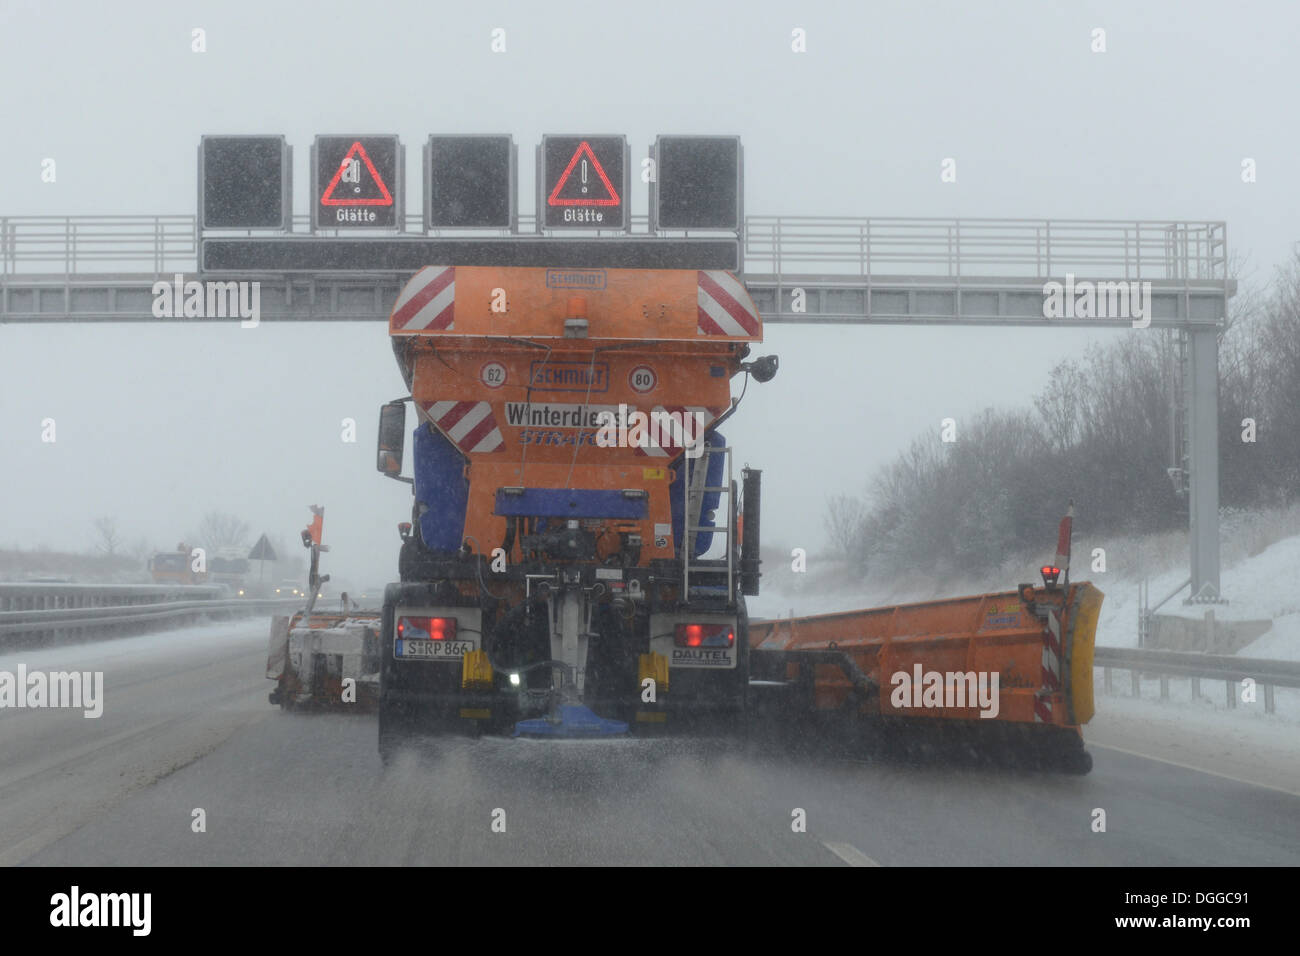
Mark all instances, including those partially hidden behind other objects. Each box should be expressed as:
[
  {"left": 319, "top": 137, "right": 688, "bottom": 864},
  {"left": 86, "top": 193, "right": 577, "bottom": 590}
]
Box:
[
  {"left": 480, "top": 361, "right": 507, "bottom": 389},
  {"left": 628, "top": 365, "right": 657, "bottom": 394}
]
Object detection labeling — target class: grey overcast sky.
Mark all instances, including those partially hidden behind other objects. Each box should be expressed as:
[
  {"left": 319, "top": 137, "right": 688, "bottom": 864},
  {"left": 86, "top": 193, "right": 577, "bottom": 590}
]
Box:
[{"left": 1, "top": 0, "right": 1296, "bottom": 589}]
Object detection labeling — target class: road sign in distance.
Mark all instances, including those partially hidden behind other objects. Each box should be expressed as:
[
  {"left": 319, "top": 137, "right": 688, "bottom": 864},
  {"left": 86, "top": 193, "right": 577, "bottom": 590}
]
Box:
[
  {"left": 313, "top": 135, "right": 401, "bottom": 229},
  {"left": 200, "top": 136, "right": 291, "bottom": 230},
  {"left": 654, "top": 136, "right": 742, "bottom": 230},
  {"left": 426, "top": 135, "right": 515, "bottom": 229},
  {"left": 540, "top": 135, "right": 629, "bottom": 230}
]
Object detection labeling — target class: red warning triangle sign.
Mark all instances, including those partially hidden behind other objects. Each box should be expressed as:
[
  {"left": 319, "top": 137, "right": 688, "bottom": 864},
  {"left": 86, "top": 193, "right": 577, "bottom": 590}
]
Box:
[
  {"left": 320, "top": 141, "right": 394, "bottom": 207},
  {"left": 548, "top": 141, "right": 620, "bottom": 207}
]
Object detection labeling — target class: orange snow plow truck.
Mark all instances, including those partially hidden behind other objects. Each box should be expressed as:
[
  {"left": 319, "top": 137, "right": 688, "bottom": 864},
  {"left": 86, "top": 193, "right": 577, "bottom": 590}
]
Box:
[{"left": 276, "top": 263, "right": 1103, "bottom": 772}]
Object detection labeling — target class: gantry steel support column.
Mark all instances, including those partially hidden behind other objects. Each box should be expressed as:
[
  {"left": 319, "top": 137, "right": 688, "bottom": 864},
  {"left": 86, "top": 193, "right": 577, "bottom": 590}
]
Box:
[{"left": 1187, "top": 325, "right": 1222, "bottom": 601}]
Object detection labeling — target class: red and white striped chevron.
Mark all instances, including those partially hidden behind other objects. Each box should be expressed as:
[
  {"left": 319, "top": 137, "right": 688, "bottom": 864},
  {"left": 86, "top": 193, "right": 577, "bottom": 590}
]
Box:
[
  {"left": 1034, "top": 607, "right": 1065, "bottom": 722},
  {"left": 391, "top": 266, "right": 455, "bottom": 332},
  {"left": 1054, "top": 504, "right": 1074, "bottom": 572},
  {"left": 697, "top": 270, "right": 760, "bottom": 338},
  {"left": 1033, "top": 694, "right": 1053, "bottom": 723},
  {"left": 420, "top": 400, "right": 504, "bottom": 454},
  {"left": 633, "top": 406, "right": 716, "bottom": 458}
]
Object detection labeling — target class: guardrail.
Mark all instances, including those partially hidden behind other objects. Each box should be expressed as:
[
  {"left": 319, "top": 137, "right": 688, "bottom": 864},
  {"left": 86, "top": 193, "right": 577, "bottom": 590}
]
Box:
[
  {"left": 0, "top": 582, "right": 225, "bottom": 612},
  {"left": 0, "top": 583, "right": 304, "bottom": 647},
  {"left": 743, "top": 217, "right": 1228, "bottom": 281},
  {"left": 1094, "top": 645, "right": 1299, "bottom": 714},
  {"left": 0, "top": 213, "right": 1228, "bottom": 283},
  {"left": 0, "top": 215, "right": 198, "bottom": 275}
]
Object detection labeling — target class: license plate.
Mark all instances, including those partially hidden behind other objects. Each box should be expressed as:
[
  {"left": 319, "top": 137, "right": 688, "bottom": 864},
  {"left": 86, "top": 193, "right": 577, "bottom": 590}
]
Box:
[{"left": 395, "top": 639, "right": 475, "bottom": 660}]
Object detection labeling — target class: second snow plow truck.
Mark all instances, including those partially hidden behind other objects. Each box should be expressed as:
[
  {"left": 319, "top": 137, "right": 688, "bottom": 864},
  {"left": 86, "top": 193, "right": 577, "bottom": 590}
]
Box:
[{"left": 356, "top": 264, "right": 1103, "bottom": 772}]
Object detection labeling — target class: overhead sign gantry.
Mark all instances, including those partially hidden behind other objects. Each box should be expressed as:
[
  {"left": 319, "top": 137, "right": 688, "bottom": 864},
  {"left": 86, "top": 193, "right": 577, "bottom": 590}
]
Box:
[{"left": 1, "top": 131, "right": 1235, "bottom": 602}]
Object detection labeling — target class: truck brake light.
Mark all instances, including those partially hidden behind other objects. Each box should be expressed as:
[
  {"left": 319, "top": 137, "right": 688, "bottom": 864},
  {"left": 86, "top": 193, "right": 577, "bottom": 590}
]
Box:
[
  {"left": 397, "top": 616, "right": 457, "bottom": 641},
  {"left": 674, "top": 623, "right": 734, "bottom": 648}
]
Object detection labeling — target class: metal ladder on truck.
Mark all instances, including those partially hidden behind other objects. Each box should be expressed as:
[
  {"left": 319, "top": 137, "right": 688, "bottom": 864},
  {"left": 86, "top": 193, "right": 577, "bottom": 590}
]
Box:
[{"left": 681, "top": 442, "right": 734, "bottom": 600}]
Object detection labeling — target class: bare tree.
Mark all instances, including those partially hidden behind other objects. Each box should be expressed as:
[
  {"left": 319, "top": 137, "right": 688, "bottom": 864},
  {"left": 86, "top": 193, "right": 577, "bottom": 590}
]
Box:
[
  {"left": 1255, "top": 249, "right": 1300, "bottom": 498},
  {"left": 93, "top": 516, "right": 122, "bottom": 556},
  {"left": 1033, "top": 359, "right": 1085, "bottom": 454},
  {"left": 127, "top": 537, "right": 153, "bottom": 562},
  {"left": 832, "top": 249, "right": 1300, "bottom": 582},
  {"left": 198, "top": 512, "right": 250, "bottom": 553},
  {"left": 824, "top": 494, "right": 867, "bottom": 558}
]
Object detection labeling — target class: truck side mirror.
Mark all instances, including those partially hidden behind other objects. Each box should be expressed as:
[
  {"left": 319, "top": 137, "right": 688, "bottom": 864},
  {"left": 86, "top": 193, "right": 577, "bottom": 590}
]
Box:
[
  {"left": 377, "top": 401, "right": 407, "bottom": 479},
  {"left": 744, "top": 354, "right": 779, "bottom": 383}
]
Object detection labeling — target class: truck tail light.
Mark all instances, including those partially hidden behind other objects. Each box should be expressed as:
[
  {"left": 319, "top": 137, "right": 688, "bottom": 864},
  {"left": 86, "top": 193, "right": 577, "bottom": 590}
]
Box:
[
  {"left": 397, "top": 616, "right": 457, "bottom": 641},
  {"left": 674, "top": 623, "right": 734, "bottom": 648}
]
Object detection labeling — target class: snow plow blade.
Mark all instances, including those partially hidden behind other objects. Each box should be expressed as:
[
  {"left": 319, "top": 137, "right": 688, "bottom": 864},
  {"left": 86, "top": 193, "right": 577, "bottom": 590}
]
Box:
[
  {"left": 748, "top": 581, "right": 1104, "bottom": 773},
  {"left": 265, "top": 505, "right": 383, "bottom": 711},
  {"left": 267, "top": 611, "right": 382, "bottom": 710}
]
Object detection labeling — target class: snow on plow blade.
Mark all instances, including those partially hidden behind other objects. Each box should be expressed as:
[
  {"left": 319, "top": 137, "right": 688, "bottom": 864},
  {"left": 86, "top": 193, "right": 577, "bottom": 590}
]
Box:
[
  {"left": 748, "top": 582, "right": 1104, "bottom": 772},
  {"left": 267, "top": 612, "right": 382, "bottom": 710}
]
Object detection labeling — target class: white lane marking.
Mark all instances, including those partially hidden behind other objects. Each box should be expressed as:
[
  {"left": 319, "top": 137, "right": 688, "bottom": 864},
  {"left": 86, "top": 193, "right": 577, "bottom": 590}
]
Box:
[
  {"left": 1090, "top": 742, "right": 1300, "bottom": 798},
  {"left": 0, "top": 717, "right": 175, "bottom": 792},
  {"left": 822, "top": 841, "right": 881, "bottom": 867}
]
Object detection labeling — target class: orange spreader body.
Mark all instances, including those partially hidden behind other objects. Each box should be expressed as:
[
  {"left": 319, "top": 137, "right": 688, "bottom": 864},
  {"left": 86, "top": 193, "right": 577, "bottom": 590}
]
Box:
[{"left": 390, "top": 266, "right": 761, "bottom": 564}]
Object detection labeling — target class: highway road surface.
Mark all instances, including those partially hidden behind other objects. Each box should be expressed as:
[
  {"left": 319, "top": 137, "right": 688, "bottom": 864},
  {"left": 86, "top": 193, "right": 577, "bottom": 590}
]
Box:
[{"left": 2, "top": 621, "right": 1297, "bottom": 867}]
